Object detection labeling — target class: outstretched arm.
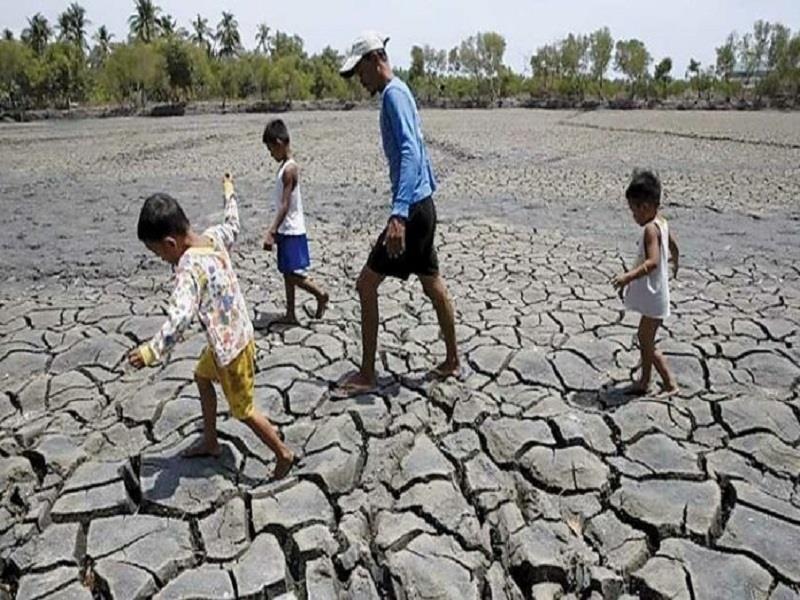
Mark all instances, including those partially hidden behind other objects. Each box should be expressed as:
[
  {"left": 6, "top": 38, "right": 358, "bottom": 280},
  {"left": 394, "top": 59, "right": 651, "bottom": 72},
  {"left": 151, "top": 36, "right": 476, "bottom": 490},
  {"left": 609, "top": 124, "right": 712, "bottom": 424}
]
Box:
[
  {"left": 128, "top": 266, "right": 201, "bottom": 368},
  {"left": 209, "top": 173, "right": 240, "bottom": 251}
]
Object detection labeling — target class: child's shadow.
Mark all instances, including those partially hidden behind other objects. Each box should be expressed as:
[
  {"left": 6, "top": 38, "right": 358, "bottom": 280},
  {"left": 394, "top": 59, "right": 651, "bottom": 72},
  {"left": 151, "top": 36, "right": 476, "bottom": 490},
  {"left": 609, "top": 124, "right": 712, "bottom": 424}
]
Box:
[
  {"left": 142, "top": 444, "right": 239, "bottom": 502},
  {"left": 569, "top": 383, "right": 640, "bottom": 410},
  {"left": 253, "top": 310, "right": 298, "bottom": 332}
]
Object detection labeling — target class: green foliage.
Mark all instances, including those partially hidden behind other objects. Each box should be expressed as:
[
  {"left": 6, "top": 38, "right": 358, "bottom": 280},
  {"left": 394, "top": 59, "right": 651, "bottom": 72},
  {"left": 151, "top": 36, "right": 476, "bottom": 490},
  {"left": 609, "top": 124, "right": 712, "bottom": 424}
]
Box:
[
  {"left": 530, "top": 43, "right": 561, "bottom": 93},
  {"left": 757, "top": 25, "right": 800, "bottom": 100},
  {"left": 270, "top": 31, "right": 305, "bottom": 59},
  {"left": 267, "top": 54, "right": 311, "bottom": 102},
  {"left": 129, "top": 0, "right": 160, "bottom": 43},
  {"left": 615, "top": 38, "right": 651, "bottom": 92},
  {"left": 308, "top": 48, "right": 348, "bottom": 100},
  {"left": 716, "top": 34, "right": 737, "bottom": 81},
  {"left": 99, "top": 41, "right": 165, "bottom": 105},
  {"left": 563, "top": 34, "right": 590, "bottom": 98},
  {"left": 216, "top": 12, "right": 241, "bottom": 58},
  {"left": 654, "top": 57, "right": 672, "bottom": 82},
  {"left": 190, "top": 14, "right": 212, "bottom": 56},
  {"left": 22, "top": 14, "right": 53, "bottom": 56},
  {"left": 2, "top": 7, "right": 799, "bottom": 110},
  {"left": 33, "top": 41, "right": 89, "bottom": 105},
  {"left": 457, "top": 31, "right": 506, "bottom": 101},
  {"left": 409, "top": 45, "right": 425, "bottom": 82},
  {"left": 651, "top": 57, "right": 672, "bottom": 99},
  {"left": 255, "top": 23, "right": 270, "bottom": 55},
  {"left": 57, "top": 3, "right": 90, "bottom": 53},
  {"left": 588, "top": 28, "right": 613, "bottom": 84},
  {"left": 0, "top": 40, "right": 35, "bottom": 107},
  {"left": 162, "top": 39, "right": 193, "bottom": 100},
  {"left": 441, "top": 75, "right": 476, "bottom": 100}
]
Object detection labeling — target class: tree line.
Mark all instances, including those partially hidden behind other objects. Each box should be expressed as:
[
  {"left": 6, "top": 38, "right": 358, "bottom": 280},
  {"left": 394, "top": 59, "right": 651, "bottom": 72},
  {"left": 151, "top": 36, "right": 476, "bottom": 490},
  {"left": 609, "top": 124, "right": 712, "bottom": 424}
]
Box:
[
  {"left": 523, "top": 23, "right": 800, "bottom": 104},
  {"left": 1, "top": 1, "right": 799, "bottom": 111}
]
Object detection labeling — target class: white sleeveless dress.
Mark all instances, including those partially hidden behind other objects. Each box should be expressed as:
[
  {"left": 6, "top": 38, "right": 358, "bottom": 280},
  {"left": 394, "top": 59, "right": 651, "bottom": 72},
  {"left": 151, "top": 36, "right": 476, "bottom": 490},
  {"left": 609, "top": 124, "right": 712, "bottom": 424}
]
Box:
[{"left": 623, "top": 217, "right": 670, "bottom": 319}]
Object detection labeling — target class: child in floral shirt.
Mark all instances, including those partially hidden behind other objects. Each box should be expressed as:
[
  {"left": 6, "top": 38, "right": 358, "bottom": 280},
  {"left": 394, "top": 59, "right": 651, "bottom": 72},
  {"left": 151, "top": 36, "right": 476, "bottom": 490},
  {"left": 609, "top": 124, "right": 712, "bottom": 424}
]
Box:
[{"left": 128, "top": 174, "right": 294, "bottom": 479}]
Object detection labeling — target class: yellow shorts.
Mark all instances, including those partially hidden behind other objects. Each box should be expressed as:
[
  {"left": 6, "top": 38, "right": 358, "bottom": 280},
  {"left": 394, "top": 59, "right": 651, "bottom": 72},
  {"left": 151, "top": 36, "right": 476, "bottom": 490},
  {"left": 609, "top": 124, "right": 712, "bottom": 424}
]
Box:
[{"left": 194, "top": 341, "right": 256, "bottom": 420}]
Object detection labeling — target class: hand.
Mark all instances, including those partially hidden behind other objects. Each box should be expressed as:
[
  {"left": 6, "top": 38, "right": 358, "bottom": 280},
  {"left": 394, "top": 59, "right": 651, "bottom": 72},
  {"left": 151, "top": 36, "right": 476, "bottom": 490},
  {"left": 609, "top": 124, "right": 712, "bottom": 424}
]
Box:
[
  {"left": 223, "top": 172, "right": 234, "bottom": 199},
  {"left": 128, "top": 348, "right": 145, "bottom": 369},
  {"left": 611, "top": 273, "right": 629, "bottom": 291},
  {"left": 263, "top": 230, "right": 275, "bottom": 251},
  {"left": 384, "top": 217, "right": 406, "bottom": 259}
]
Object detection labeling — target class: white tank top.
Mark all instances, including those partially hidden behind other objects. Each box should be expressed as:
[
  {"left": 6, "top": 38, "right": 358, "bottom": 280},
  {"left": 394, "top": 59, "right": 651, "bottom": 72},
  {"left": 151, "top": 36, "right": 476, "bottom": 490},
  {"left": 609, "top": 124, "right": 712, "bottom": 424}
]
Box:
[
  {"left": 624, "top": 216, "right": 670, "bottom": 319},
  {"left": 273, "top": 159, "right": 306, "bottom": 235}
]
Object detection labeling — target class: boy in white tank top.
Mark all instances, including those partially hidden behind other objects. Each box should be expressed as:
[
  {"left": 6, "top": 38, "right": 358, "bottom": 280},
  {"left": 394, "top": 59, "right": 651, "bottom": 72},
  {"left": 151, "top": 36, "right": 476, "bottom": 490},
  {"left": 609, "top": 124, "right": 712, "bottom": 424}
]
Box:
[
  {"left": 612, "top": 170, "right": 680, "bottom": 397},
  {"left": 262, "top": 119, "right": 329, "bottom": 325}
]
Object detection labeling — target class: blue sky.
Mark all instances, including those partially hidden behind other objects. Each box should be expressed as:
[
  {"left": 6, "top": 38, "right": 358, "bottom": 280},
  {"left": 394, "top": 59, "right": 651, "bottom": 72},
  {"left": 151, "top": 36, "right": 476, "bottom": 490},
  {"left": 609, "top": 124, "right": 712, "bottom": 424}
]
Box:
[{"left": 4, "top": 0, "right": 799, "bottom": 76}]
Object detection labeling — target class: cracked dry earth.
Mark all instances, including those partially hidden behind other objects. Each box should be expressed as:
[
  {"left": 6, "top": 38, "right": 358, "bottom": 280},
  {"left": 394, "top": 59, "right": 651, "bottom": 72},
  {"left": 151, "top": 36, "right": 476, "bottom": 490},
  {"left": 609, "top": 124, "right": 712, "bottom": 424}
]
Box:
[{"left": 1, "top": 109, "right": 799, "bottom": 600}]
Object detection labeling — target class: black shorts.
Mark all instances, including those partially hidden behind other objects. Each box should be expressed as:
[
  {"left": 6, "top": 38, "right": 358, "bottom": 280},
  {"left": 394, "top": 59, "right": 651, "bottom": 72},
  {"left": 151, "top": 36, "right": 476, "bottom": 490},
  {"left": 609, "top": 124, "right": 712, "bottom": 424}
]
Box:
[{"left": 367, "top": 197, "right": 439, "bottom": 280}]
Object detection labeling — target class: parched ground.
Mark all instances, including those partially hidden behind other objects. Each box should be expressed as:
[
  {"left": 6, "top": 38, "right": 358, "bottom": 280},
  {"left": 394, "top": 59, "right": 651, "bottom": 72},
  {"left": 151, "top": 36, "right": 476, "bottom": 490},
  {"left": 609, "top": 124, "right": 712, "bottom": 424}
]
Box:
[{"left": 0, "top": 109, "right": 799, "bottom": 599}]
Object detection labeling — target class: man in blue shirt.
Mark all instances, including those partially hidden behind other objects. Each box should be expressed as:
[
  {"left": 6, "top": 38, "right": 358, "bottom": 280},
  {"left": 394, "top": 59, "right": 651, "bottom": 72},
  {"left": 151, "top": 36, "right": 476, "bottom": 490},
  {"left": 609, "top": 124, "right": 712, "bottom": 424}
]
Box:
[{"left": 333, "top": 31, "right": 460, "bottom": 397}]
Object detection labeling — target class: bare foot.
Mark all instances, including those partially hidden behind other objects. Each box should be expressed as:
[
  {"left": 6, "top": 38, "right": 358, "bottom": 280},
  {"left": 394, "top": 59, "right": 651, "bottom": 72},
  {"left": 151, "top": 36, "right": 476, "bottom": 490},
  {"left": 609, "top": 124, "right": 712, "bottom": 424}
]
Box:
[
  {"left": 331, "top": 371, "right": 377, "bottom": 399},
  {"left": 655, "top": 386, "right": 679, "bottom": 399},
  {"left": 272, "top": 450, "right": 295, "bottom": 480},
  {"left": 182, "top": 439, "right": 221, "bottom": 458},
  {"left": 315, "top": 293, "right": 329, "bottom": 319},
  {"left": 428, "top": 360, "right": 462, "bottom": 381}
]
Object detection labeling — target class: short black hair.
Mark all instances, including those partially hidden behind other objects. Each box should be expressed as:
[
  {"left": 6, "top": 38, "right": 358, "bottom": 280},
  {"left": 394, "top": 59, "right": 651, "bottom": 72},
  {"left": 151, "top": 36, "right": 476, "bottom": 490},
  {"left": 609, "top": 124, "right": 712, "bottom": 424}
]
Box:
[
  {"left": 262, "top": 119, "right": 290, "bottom": 146},
  {"left": 137, "top": 193, "right": 190, "bottom": 242},
  {"left": 626, "top": 169, "right": 661, "bottom": 206}
]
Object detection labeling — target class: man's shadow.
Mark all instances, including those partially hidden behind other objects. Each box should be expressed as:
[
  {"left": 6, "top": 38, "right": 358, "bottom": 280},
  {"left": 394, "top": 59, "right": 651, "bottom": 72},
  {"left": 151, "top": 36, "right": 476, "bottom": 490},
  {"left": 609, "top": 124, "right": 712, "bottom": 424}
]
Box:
[{"left": 253, "top": 310, "right": 298, "bottom": 332}]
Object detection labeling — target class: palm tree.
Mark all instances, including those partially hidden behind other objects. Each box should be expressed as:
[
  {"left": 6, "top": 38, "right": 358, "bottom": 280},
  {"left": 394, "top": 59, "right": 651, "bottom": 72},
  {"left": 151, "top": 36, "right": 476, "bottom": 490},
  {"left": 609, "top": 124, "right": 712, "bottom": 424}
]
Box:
[
  {"left": 191, "top": 14, "right": 212, "bottom": 54},
  {"left": 255, "top": 23, "right": 270, "bottom": 54},
  {"left": 22, "top": 13, "right": 52, "bottom": 55},
  {"left": 57, "top": 12, "right": 70, "bottom": 41},
  {"left": 686, "top": 58, "right": 701, "bottom": 81},
  {"left": 129, "top": 0, "right": 160, "bottom": 43},
  {"left": 2, "top": 29, "right": 14, "bottom": 41},
  {"left": 216, "top": 11, "right": 241, "bottom": 58},
  {"left": 158, "top": 14, "right": 177, "bottom": 38},
  {"left": 686, "top": 58, "right": 702, "bottom": 98},
  {"left": 58, "top": 3, "right": 90, "bottom": 50},
  {"left": 93, "top": 25, "right": 113, "bottom": 57}
]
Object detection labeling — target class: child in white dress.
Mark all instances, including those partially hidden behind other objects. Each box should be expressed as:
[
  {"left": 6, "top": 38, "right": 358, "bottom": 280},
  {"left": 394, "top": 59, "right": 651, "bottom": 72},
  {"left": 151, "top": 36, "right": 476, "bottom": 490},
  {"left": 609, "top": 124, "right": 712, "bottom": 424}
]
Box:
[{"left": 612, "top": 170, "right": 680, "bottom": 397}]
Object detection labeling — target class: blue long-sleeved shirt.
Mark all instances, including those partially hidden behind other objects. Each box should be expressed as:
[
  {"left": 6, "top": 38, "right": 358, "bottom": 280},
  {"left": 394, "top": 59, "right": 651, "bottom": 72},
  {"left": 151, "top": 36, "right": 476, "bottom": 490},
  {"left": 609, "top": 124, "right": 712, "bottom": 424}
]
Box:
[{"left": 380, "top": 77, "right": 437, "bottom": 219}]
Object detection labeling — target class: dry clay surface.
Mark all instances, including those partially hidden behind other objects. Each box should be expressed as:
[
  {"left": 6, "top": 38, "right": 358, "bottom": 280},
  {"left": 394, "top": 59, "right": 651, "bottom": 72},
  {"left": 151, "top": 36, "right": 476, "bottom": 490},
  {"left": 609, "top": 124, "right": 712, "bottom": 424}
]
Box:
[{"left": 0, "top": 109, "right": 799, "bottom": 599}]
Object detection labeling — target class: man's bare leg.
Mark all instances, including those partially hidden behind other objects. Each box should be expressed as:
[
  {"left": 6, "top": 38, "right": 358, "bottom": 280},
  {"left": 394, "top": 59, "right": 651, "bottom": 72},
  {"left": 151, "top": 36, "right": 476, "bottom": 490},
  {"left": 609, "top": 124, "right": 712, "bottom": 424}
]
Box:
[
  {"left": 333, "top": 266, "right": 384, "bottom": 396},
  {"left": 420, "top": 274, "right": 460, "bottom": 377}
]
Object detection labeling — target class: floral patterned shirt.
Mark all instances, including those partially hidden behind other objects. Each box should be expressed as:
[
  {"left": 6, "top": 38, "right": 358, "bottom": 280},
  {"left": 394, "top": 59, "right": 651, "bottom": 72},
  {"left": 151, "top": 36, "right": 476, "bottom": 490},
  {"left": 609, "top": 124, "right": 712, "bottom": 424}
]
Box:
[{"left": 140, "top": 191, "right": 254, "bottom": 368}]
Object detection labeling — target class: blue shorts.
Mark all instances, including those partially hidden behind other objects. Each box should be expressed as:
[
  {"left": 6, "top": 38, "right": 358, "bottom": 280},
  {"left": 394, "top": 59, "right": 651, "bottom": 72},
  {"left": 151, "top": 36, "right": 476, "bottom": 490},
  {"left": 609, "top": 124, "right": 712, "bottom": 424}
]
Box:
[{"left": 277, "top": 233, "right": 311, "bottom": 275}]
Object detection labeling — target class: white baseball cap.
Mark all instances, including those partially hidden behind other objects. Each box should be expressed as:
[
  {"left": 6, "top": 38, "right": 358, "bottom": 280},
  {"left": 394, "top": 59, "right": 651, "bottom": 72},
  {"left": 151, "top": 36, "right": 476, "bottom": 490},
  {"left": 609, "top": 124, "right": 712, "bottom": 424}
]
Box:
[{"left": 339, "top": 31, "right": 390, "bottom": 77}]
